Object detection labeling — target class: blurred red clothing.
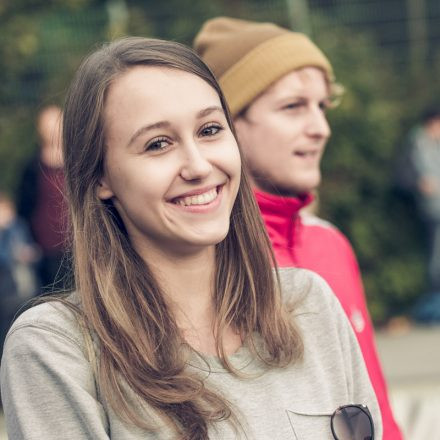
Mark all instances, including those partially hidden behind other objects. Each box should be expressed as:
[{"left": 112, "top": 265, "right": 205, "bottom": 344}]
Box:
[
  {"left": 17, "top": 157, "right": 68, "bottom": 287},
  {"left": 255, "top": 188, "right": 402, "bottom": 440},
  {"left": 31, "top": 164, "right": 66, "bottom": 255}
]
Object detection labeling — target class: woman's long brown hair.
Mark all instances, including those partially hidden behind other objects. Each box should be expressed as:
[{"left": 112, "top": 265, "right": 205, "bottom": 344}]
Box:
[{"left": 62, "top": 37, "right": 303, "bottom": 439}]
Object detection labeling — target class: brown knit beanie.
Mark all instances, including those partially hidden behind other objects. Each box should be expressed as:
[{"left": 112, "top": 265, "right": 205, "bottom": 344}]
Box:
[{"left": 194, "top": 17, "right": 334, "bottom": 116}]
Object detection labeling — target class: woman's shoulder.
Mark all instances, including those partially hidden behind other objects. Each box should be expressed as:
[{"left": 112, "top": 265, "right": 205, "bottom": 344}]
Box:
[
  {"left": 277, "top": 267, "right": 340, "bottom": 315},
  {"left": 5, "top": 294, "right": 84, "bottom": 350}
]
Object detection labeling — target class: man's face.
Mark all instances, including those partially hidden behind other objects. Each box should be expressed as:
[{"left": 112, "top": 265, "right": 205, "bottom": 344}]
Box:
[
  {"left": 38, "top": 106, "right": 64, "bottom": 167},
  {"left": 234, "top": 67, "right": 331, "bottom": 196}
]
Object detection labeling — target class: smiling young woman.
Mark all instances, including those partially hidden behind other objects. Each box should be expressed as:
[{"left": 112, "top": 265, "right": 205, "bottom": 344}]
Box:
[{"left": 0, "top": 37, "right": 381, "bottom": 440}]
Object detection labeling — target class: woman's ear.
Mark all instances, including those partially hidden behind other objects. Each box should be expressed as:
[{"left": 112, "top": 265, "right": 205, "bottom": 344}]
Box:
[{"left": 96, "top": 177, "right": 114, "bottom": 200}]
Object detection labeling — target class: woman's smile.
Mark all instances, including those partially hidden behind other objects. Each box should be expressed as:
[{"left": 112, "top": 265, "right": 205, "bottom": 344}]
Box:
[{"left": 170, "top": 184, "right": 224, "bottom": 211}]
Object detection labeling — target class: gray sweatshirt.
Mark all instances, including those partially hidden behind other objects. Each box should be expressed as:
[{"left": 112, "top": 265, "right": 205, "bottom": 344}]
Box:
[{"left": 1, "top": 268, "right": 382, "bottom": 439}]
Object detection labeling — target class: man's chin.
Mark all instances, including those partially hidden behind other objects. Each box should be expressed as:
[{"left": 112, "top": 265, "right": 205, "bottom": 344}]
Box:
[
  {"left": 277, "top": 180, "right": 321, "bottom": 198},
  {"left": 252, "top": 173, "right": 321, "bottom": 197}
]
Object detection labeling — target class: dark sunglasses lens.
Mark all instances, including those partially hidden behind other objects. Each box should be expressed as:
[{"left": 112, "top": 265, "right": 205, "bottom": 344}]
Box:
[{"left": 332, "top": 406, "right": 373, "bottom": 440}]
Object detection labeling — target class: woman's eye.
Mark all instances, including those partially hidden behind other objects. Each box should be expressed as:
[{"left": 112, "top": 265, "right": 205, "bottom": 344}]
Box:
[
  {"left": 199, "top": 124, "right": 223, "bottom": 137},
  {"left": 145, "top": 138, "right": 169, "bottom": 152}
]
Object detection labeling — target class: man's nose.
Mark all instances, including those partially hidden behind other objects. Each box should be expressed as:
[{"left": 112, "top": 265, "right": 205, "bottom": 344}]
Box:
[{"left": 305, "top": 106, "right": 331, "bottom": 139}]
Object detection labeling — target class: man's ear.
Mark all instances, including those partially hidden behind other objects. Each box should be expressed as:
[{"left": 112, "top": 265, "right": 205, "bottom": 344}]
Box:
[{"left": 96, "top": 177, "right": 114, "bottom": 200}]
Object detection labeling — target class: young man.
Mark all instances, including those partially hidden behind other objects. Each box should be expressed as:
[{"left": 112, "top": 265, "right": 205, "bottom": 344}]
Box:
[{"left": 195, "top": 17, "right": 402, "bottom": 439}]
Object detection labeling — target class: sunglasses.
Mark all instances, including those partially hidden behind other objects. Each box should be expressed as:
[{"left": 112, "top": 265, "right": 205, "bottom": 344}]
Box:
[{"left": 331, "top": 404, "right": 374, "bottom": 440}]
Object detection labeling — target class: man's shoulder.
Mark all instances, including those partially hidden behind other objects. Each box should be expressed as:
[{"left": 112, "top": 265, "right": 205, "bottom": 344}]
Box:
[
  {"left": 300, "top": 213, "right": 353, "bottom": 246},
  {"left": 300, "top": 212, "right": 335, "bottom": 229}
]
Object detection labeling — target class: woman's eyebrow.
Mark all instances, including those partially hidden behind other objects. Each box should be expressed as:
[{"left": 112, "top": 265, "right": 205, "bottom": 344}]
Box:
[
  {"left": 127, "top": 121, "right": 171, "bottom": 147},
  {"left": 126, "top": 106, "right": 223, "bottom": 148},
  {"left": 196, "top": 105, "right": 224, "bottom": 119}
]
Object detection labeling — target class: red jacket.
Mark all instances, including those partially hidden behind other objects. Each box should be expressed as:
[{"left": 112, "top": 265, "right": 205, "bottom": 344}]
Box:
[{"left": 255, "top": 189, "right": 402, "bottom": 440}]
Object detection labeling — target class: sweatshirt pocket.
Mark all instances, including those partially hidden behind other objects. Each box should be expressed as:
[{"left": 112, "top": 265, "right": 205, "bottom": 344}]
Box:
[{"left": 286, "top": 408, "right": 335, "bottom": 440}]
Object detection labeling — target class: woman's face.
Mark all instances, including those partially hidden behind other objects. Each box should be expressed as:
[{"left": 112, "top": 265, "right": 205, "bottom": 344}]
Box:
[
  {"left": 234, "top": 67, "right": 331, "bottom": 196},
  {"left": 98, "top": 66, "right": 241, "bottom": 258}
]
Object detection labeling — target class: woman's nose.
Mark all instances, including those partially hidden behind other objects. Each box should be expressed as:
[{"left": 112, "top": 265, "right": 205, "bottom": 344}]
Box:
[{"left": 180, "top": 142, "right": 213, "bottom": 181}]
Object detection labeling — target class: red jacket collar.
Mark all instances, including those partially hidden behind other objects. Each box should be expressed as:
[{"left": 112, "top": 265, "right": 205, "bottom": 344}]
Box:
[
  {"left": 254, "top": 188, "right": 314, "bottom": 219},
  {"left": 254, "top": 189, "right": 314, "bottom": 252}
]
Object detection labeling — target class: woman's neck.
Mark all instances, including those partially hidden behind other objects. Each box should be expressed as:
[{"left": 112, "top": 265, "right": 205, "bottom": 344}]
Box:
[
  {"left": 139, "top": 246, "right": 217, "bottom": 351},
  {"left": 139, "top": 245, "right": 242, "bottom": 356}
]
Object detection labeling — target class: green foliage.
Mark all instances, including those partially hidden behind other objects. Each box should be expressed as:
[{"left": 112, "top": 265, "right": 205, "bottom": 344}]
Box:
[{"left": 315, "top": 26, "right": 439, "bottom": 322}]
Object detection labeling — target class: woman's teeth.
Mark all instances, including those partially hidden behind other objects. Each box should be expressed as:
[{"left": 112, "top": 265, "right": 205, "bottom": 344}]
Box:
[{"left": 175, "top": 188, "right": 218, "bottom": 206}]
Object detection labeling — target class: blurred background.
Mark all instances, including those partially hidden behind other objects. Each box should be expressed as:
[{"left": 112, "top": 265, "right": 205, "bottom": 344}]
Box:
[{"left": 0, "top": 0, "right": 439, "bottom": 439}]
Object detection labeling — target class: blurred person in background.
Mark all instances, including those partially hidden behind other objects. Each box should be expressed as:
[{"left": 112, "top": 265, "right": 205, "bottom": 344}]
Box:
[
  {"left": 406, "top": 105, "right": 440, "bottom": 323},
  {"left": 17, "top": 105, "right": 68, "bottom": 291},
  {"left": 0, "top": 192, "right": 39, "bottom": 351},
  {"left": 195, "top": 17, "right": 402, "bottom": 439}
]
